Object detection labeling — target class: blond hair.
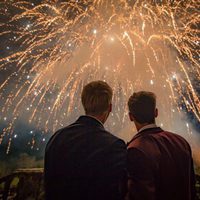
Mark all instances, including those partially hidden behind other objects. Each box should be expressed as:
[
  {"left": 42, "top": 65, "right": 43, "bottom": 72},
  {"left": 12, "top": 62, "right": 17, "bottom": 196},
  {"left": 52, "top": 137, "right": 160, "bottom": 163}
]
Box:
[{"left": 81, "top": 81, "right": 113, "bottom": 115}]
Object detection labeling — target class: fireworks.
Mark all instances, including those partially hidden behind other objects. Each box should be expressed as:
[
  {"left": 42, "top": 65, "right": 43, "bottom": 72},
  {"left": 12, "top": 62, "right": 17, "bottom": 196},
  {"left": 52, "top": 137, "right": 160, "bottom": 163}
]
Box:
[{"left": 0, "top": 0, "right": 199, "bottom": 153}]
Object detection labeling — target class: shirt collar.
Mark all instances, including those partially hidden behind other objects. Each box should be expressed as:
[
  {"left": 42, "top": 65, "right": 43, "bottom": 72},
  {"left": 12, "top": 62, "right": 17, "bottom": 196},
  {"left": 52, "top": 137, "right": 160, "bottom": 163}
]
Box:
[
  {"left": 85, "top": 115, "right": 104, "bottom": 126},
  {"left": 138, "top": 123, "right": 157, "bottom": 133},
  {"left": 76, "top": 115, "right": 105, "bottom": 129}
]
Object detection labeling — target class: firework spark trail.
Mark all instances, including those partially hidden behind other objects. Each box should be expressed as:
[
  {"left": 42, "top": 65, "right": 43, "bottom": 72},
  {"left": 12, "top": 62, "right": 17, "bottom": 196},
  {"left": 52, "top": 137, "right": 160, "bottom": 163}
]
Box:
[{"left": 0, "top": 0, "right": 199, "bottom": 153}]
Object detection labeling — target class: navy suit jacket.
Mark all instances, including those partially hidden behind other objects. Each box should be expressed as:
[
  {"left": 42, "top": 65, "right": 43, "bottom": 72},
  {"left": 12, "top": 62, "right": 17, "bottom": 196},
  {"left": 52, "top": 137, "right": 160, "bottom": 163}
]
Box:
[
  {"left": 44, "top": 116, "right": 127, "bottom": 200},
  {"left": 127, "top": 127, "right": 196, "bottom": 200}
]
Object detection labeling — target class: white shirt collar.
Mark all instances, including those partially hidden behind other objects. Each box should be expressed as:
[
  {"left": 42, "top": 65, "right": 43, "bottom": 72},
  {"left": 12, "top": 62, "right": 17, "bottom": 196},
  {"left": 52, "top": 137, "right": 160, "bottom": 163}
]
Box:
[{"left": 138, "top": 123, "right": 157, "bottom": 133}]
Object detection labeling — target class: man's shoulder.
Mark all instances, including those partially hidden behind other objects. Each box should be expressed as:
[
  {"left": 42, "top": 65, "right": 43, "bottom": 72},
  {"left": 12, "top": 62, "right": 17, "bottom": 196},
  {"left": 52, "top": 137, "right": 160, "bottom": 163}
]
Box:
[
  {"left": 46, "top": 120, "right": 126, "bottom": 151},
  {"left": 45, "top": 121, "right": 80, "bottom": 150},
  {"left": 54, "top": 121, "right": 79, "bottom": 135},
  {"left": 162, "top": 130, "right": 187, "bottom": 141},
  {"left": 128, "top": 128, "right": 190, "bottom": 151},
  {"left": 127, "top": 127, "right": 161, "bottom": 149},
  {"left": 128, "top": 133, "right": 154, "bottom": 151},
  {"left": 159, "top": 130, "right": 191, "bottom": 149},
  {"left": 97, "top": 129, "right": 126, "bottom": 148}
]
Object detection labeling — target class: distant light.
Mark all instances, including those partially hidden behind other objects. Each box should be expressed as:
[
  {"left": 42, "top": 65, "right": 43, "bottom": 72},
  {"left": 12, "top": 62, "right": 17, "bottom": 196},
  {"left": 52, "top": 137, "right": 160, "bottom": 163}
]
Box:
[
  {"left": 4, "top": 117, "right": 7, "bottom": 121},
  {"left": 123, "top": 31, "right": 128, "bottom": 38},
  {"left": 30, "top": 130, "right": 33, "bottom": 134},
  {"left": 68, "top": 43, "right": 72, "bottom": 47},
  {"left": 27, "top": 75, "right": 30, "bottom": 79},
  {"left": 93, "top": 29, "right": 97, "bottom": 34},
  {"left": 6, "top": 46, "right": 10, "bottom": 50},
  {"left": 42, "top": 138, "right": 46, "bottom": 142},
  {"left": 150, "top": 80, "right": 154, "bottom": 85},
  {"left": 186, "top": 123, "right": 189, "bottom": 128},
  {"left": 172, "top": 73, "right": 177, "bottom": 79},
  {"left": 26, "top": 24, "right": 30, "bottom": 29},
  {"left": 110, "top": 37, "right": 115, "bottom": 42},
  {"left": 14, "top": 134, "right": 18, "bottom": 138}
]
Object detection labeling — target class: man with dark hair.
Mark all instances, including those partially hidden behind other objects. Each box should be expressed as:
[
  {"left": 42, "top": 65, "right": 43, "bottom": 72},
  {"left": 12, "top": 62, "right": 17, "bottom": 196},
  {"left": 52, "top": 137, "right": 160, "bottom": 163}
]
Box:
[
  {"left": 44, "top": 80, "right": 127, "bottom": 200},
  {"left": 126, "top": 91, "right": 196, "bottom": 200}
]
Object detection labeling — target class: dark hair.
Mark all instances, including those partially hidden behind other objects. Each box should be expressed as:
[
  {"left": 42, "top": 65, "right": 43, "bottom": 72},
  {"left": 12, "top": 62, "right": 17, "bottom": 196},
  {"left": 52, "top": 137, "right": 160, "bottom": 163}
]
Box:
[
  {"left": 128, "top": 91, "right": 156, "bottom": 124},
  {"left": 81, "top": 81, "right": 112, "bottom": 115}
]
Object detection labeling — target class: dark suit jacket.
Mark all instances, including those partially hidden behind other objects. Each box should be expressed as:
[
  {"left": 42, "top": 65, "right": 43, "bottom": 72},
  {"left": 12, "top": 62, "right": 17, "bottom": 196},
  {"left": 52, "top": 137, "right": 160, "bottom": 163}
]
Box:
[
  {"left": 127, "top": 127, "right": 196, "bottom": 200},
  {"left": 44, "top": 116, "right": 127, "bottom": 200}
]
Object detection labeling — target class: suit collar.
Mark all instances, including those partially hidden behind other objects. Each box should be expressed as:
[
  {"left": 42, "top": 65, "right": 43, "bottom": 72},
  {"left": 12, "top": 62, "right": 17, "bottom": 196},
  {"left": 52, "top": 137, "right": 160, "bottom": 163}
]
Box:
[
  {"left": 76, "top": 115, "right": 105, "bottom": 129},
  {"left": 138, "top": 123, "right": 157, "bottom": 133},
  {"left": 85, "top": 115, "right": 104, "bottom": 126},
  {"left": 127, "top": 127, "right": 163, "bottom": 146}
]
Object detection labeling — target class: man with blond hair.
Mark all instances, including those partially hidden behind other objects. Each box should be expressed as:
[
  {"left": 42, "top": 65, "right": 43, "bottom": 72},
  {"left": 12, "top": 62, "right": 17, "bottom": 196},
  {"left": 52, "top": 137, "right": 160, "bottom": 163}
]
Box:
[
  {"left": 44, "top": 81, "right": 127, "bottom": 200},
  {"left": 126, "top": 91, "right": 196, "bottom": 200}
]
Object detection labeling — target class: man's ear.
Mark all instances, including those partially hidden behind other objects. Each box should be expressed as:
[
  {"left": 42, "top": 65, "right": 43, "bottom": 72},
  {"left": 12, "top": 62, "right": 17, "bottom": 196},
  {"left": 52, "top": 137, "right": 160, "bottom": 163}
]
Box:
[
  {"left": 129, "top": 112, "right": 134, "bottom": 121},
  {"left": 155, "top": 108, "right": 158, "bottom": 118}
]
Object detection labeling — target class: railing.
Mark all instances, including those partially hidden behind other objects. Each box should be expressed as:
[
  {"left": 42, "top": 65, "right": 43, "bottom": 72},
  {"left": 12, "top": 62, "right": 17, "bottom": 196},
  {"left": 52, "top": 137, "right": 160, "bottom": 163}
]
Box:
[
  {"left": 196, "top": 174, "right": 200, "bottom": 200},
  {"left": 0, "top": 168, "right": 44, "bottom": 200},
  {"left": 0, "top": 169, "right": 200, "bottom": 200}
]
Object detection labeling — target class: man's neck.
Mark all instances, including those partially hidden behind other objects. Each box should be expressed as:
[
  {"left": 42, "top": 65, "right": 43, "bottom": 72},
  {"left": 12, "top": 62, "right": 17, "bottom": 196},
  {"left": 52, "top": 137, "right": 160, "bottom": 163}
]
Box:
[
  {"left": 137, "top": 123, "right": 157, "bottom": 133},
  {"left": 135, "top": 123, "right": 148, "bottom": 132},
  {"left": 135, "top": 122, "right": 156, "bottom": 132},
  {"left": 86, "top": 114, "right": 105, "bottom": 125}
]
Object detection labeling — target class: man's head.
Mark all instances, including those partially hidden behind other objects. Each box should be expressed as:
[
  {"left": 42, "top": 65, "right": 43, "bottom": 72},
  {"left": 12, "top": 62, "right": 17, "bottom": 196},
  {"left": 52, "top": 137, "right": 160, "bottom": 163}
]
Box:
[
  {"left": 128, "top": 91, "right": 158, "bottom": 128},
  {"left": 81, "top": 81, "right": 113, "bottom": 123}
]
